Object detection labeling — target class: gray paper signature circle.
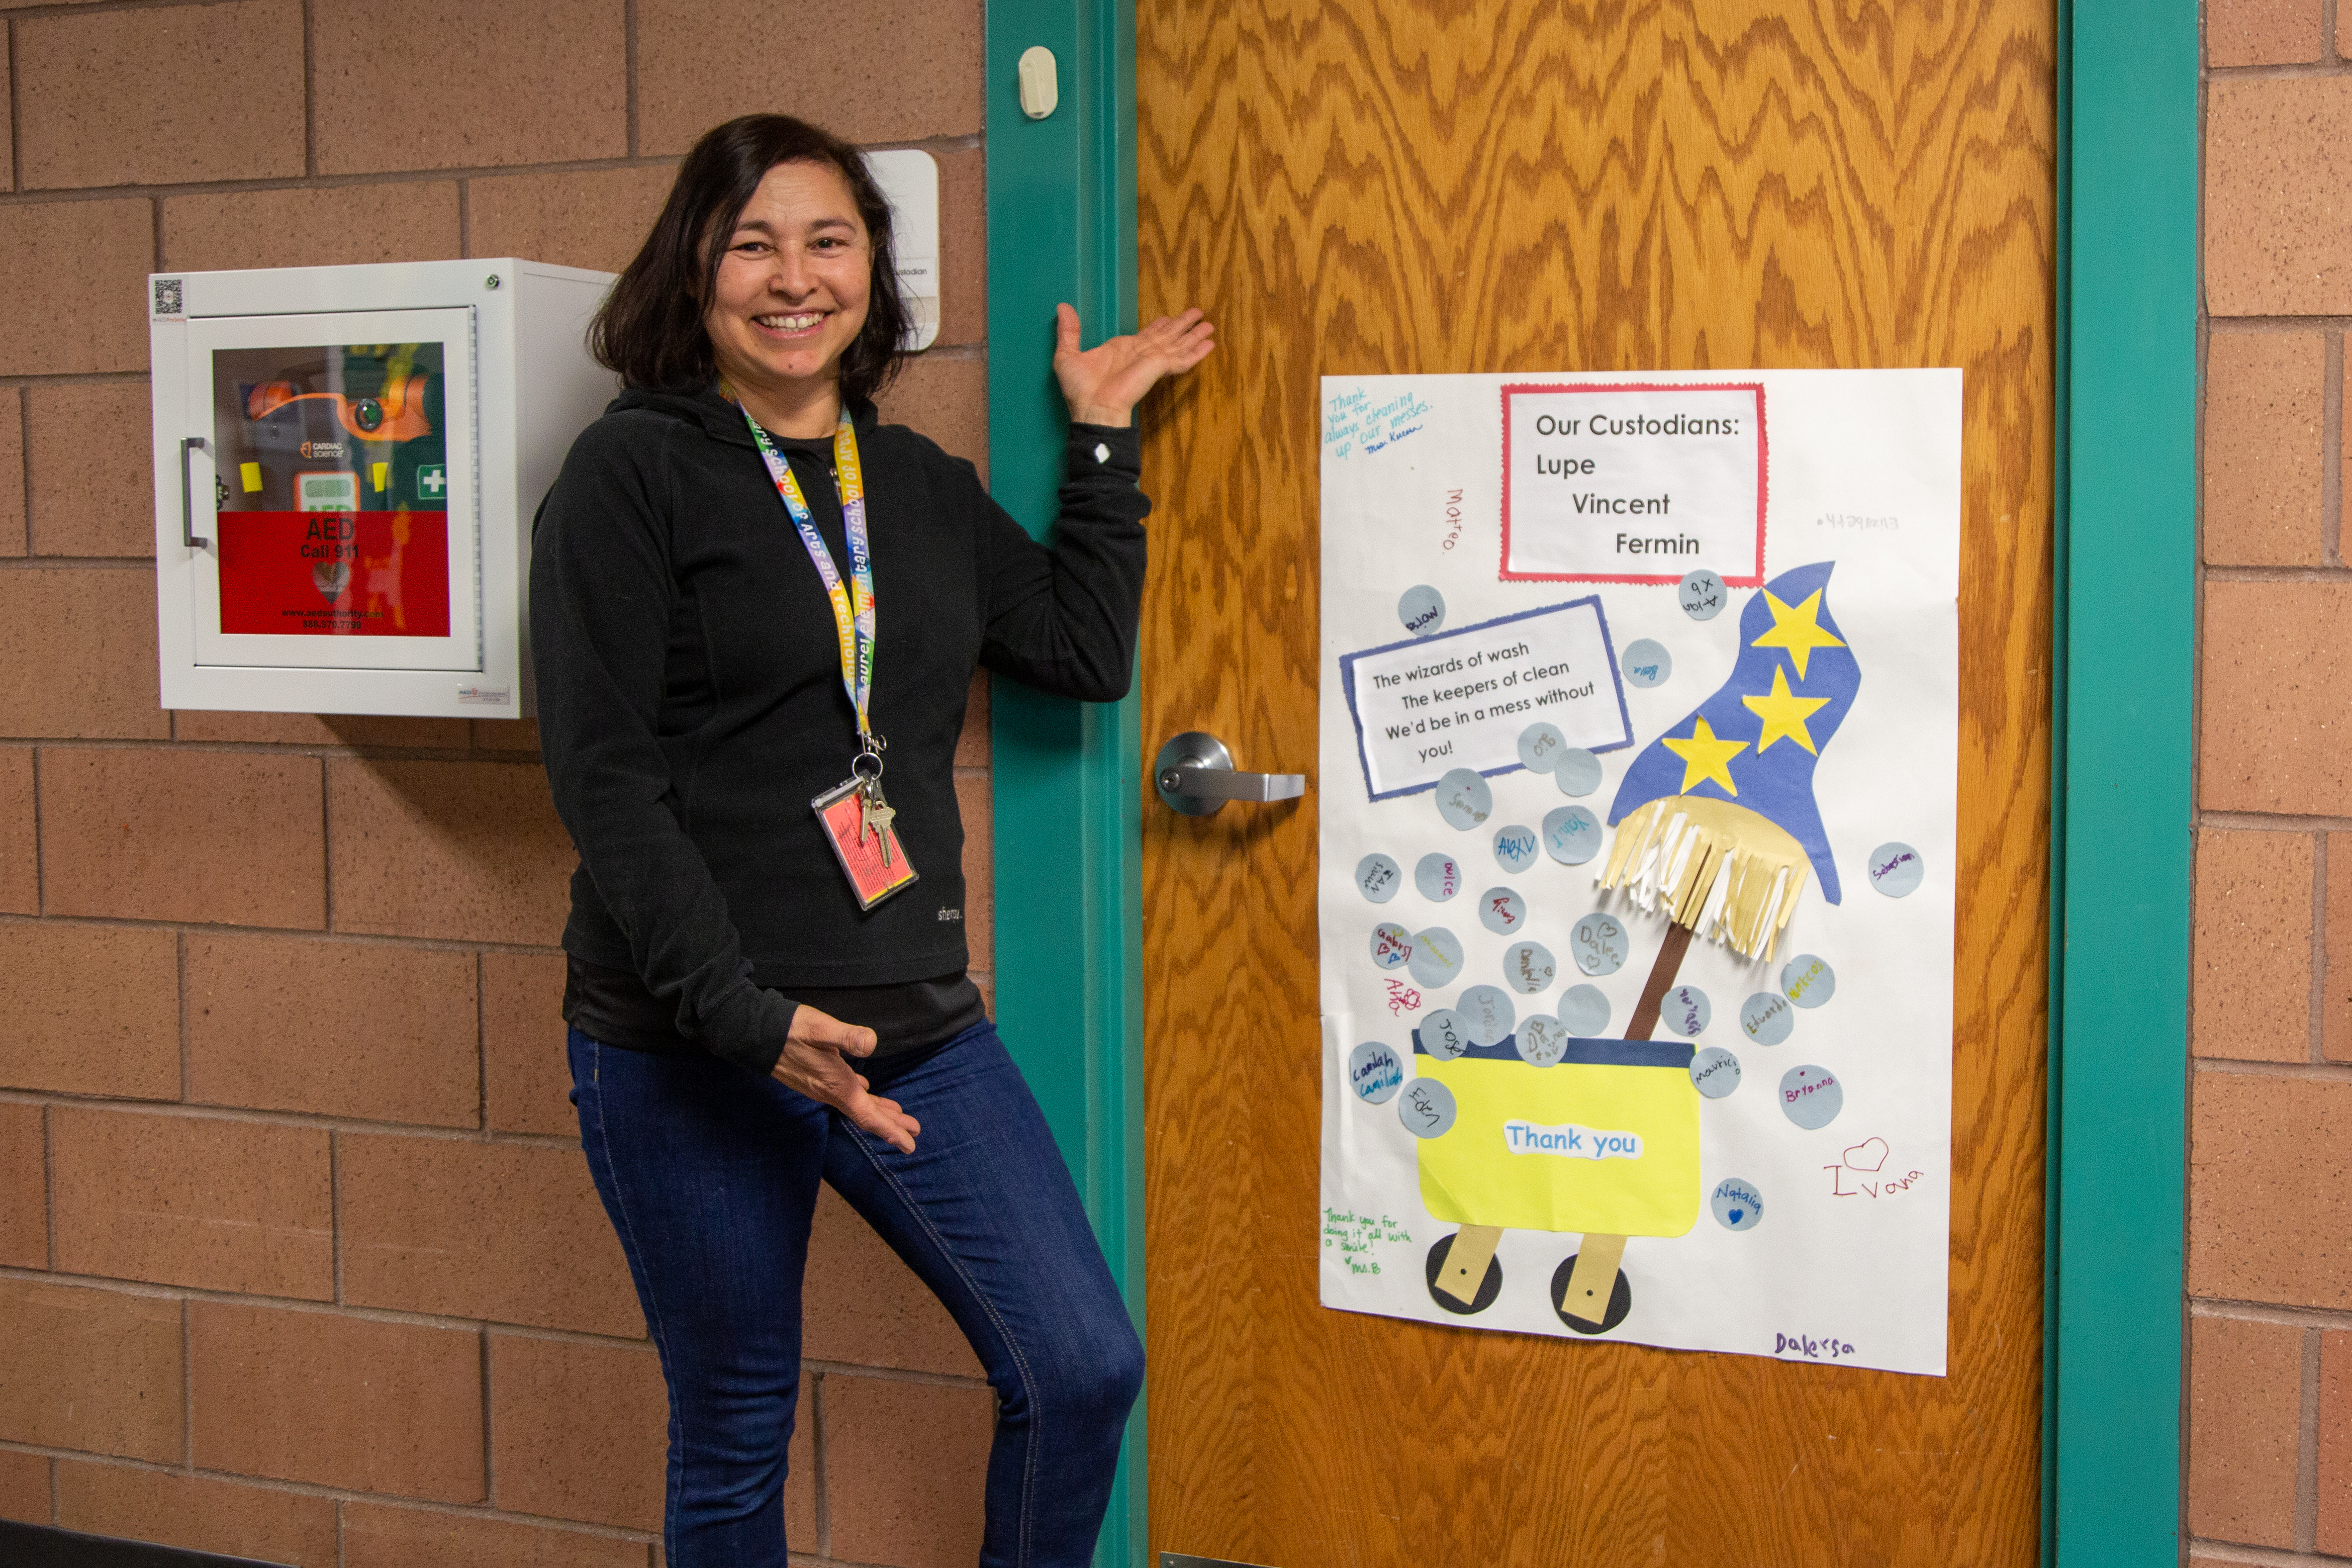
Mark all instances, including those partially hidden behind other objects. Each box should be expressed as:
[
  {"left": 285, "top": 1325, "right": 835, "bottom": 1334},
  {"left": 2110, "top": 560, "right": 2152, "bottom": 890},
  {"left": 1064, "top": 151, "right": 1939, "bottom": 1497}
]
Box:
[
  {"left": 1398, "top": 584, "right": 1446, "bottom": 637},
  {"left": 1407, "top": 926, "right": 1465, "bottom": 989},
  {"left": 1542, "top": 805, "right": 1602, "bottom": 866},
  {"left": 1354, "top": 853, "right": 1402, "bottom": 904},
  {"left": 1621, "top": 639, "right": 1672, "bottom": 688},
  {"left": 1679, "top": 569, "right": 1728, "bottom": 621},
  {"left": 1570, "top": 913, "right": 1628, "bottom": 976},
  {"left": 1435, "top": 769, "right": 1493, "bottom": 830},
  {"left": 1399, "top": 1077, "right": 1458, "bottom": 1139},
  {"left": 1554, "top": 747, "right": 1603, "bottom": 798},
  {"left": 1370, "top": 922, "right": 1414, "bottom": 970},
  {"left": 1557, "top": 983, "right": 1611, "bottom": 1036},
  {"left": 1516, "top": 1014, "right": 1568, "bottom": 1066},
  {"left": 1689, "top": 1045, "right": 1742, "bottom": 1099},
  {"left": 1517, "top": 722, "right": 1568, "bottom": 773},
  {"left": 1739, "top": 990, "right": 1794, "bottom": 1046},
  {"left": 1348, "top": 1042, "right": 1403, "bottom": 1105},
  {"left": 1502, "top": 941, "right": 1557, "bottom": 995},
  {"left": 1662, "top": 984, "right": 1710, "bottom": 1038},
  {"left": 1417, "top": 1008, "right": 1467, "bottom": 1060},
  {"left": 1457, "top": 985, "right": 1516, "bottom": 1046},
  {"left": 1781, "top": 954, "right": 1836, "bottom": 1009},
  {"left": 1477, "top": 886, "right": 1526, "bottom": 934},
  {"left": 1779, "top": 1065, "right": 1844, "bottom": 1129},
  {"left": 1414, "top": 852, "right": 1463, "bottom": 902},
  {"left": 1868, "top": 841, "right": 1924, "bottom": 898},
  {"left": 1711, "top": 1176, "right": 1764, "bottom": 1231},
  {"left": 1492, "top": 823, "right": 1540, "bottom": 874}
]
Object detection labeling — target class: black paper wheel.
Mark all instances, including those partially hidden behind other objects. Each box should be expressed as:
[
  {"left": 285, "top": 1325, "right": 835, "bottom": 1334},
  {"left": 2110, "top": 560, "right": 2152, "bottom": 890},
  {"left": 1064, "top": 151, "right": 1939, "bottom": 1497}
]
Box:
[
  {"left": 1550, "top": 1252, "right": 1632, "bottom": 1334},
  {"left": 1424, "top": 1231, "right": 1503, "bottom": 1314}
]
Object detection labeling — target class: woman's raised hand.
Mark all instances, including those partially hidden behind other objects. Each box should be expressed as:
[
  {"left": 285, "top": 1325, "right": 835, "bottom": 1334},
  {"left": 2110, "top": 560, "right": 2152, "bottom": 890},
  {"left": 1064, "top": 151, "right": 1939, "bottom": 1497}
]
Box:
[
  {"left": 771, "top": 1004, "right": 921, "bottom": 1153},
  {"left": 1052, "top": 303, "right": 1215, "bottom": 429}
]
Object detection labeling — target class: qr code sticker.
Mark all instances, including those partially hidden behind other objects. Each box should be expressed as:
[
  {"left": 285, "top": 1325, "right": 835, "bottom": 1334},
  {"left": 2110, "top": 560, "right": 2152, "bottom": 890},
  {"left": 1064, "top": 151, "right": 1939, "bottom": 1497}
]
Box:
[{"left": 151, "top": 277, "right": 185, "bottom": 319}]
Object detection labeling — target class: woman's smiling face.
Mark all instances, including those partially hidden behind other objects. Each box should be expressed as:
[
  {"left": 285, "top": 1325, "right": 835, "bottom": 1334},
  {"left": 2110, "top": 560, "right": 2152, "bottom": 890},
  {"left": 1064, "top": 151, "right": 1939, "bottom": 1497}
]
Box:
[{"left": 704, "top": 159, "right": 873, "bottom": 407}]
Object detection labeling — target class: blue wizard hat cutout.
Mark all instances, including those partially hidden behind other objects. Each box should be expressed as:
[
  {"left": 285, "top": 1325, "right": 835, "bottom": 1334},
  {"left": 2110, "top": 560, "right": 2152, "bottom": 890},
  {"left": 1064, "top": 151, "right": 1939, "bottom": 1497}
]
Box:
[{"left": 1599, "top": 562, "right": 1858, "bottom": 953}]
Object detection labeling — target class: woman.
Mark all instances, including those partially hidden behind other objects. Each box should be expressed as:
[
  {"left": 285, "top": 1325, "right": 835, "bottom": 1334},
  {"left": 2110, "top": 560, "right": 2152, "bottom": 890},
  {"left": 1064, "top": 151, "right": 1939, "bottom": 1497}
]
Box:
[{"left": 531, "top": 114, "right": 1212, "bottom": 1566}]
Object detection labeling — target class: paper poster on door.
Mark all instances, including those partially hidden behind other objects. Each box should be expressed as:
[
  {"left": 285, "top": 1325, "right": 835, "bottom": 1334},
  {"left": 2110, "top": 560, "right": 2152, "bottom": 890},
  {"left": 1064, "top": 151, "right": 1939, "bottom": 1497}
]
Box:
[{"left": 1320, "top": 369, "right": 1960, "bottom": 1376}]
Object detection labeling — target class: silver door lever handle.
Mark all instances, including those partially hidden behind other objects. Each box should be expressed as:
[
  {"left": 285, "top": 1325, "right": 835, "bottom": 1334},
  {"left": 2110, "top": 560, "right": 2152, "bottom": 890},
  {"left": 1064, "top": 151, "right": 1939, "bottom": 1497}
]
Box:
[{"left": 1153, "top": 731, "right": 1307, "bottom": 816}]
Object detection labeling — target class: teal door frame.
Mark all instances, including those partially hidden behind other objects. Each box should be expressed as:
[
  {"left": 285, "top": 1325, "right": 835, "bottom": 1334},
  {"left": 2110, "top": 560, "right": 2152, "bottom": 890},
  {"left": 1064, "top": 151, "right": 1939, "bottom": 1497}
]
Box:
[{"left": 981, "top": 4, "right": 2201, "bottom": 1566}]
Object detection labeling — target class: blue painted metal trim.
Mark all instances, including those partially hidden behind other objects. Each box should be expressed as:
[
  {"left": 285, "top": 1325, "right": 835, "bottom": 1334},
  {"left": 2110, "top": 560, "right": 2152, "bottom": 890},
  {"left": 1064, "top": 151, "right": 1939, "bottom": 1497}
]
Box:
[
  {"left": 2051, "top": 1, "right": 2197, "bottom": 1562},
  {"left": 984, "top": 1, "right": 1144, "bottom": 1564}
]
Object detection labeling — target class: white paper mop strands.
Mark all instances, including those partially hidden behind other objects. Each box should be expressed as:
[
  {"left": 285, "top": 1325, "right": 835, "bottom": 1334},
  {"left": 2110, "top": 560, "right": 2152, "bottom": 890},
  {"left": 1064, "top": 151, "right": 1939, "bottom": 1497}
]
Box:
[{"left": 1597, "top": 794, "right": 1811, "bottom": 962}]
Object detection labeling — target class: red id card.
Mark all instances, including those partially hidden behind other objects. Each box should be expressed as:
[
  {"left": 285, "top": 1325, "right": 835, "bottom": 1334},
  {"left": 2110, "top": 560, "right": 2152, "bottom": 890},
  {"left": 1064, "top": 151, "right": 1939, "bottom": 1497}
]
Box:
[{"left": 812, "top": 777, "right": 919, "bottom": 910}]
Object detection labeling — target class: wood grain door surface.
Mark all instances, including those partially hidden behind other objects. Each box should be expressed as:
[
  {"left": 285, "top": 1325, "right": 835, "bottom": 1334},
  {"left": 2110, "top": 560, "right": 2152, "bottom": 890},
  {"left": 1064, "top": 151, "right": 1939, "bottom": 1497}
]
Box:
[{"left": 1135, "top": 4, "right": 2054, "bottom": 1565}]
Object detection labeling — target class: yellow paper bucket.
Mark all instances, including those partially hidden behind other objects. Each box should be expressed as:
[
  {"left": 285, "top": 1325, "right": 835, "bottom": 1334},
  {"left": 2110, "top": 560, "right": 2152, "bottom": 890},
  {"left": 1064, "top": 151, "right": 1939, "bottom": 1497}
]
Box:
[{"left": 1413, "top": 1037, "right": 1701, "bottom": 1239}]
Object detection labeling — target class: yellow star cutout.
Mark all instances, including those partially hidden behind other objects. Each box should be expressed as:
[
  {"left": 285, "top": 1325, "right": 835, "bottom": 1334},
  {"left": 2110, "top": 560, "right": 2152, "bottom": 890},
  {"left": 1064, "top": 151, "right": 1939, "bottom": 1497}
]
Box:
[
  {"left": 1742, "top": 665, "right": 1831, "bottom": 755},
  {"left": 1662, "top": 717, "right": 1746, "bottom": 796},
  {"left": 1751, "top": 588, "right": 1847, "bottom": 680}
]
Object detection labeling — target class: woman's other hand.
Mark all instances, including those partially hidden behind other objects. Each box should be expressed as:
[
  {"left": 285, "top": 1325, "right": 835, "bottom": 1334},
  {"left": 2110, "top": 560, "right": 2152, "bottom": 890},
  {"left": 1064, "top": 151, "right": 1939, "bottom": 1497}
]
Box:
[
  {"left": 1053, "top": 303, "right": 1215, "bottom": 428},
  {"left": 772, "top": 1005, "right": 922, "bottom": 1153}
]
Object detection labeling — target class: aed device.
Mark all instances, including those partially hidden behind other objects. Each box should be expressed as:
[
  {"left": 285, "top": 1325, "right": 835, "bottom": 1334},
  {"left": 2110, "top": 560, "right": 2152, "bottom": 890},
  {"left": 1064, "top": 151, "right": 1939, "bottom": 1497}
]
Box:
[{"left": 149, "top": 260, "right": 618, "bottom": 719}]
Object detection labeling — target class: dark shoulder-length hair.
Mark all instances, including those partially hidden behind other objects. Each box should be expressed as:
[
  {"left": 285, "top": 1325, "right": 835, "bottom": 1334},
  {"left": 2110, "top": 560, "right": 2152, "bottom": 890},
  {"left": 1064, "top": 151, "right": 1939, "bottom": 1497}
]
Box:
[{"left": 590, "top": 114, "right": 909, "bottom": 406}]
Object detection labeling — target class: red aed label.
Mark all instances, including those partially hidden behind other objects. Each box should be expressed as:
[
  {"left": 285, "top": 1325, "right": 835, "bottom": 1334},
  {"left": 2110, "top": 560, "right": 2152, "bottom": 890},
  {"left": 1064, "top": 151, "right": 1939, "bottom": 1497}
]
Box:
[{"left": 216, "top": 511, "right": 451, "bottom": 637}]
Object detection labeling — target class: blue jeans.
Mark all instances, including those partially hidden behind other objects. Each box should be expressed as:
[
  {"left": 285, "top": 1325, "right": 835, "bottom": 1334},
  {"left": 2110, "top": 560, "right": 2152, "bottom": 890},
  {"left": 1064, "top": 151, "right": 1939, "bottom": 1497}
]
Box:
[{"left": 568, "top": 1021, "right": 1143, "bottom": 1567}]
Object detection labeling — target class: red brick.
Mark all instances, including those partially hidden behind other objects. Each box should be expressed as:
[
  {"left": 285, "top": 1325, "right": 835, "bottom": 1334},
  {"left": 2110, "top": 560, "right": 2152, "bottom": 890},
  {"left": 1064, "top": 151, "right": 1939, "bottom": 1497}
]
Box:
[
  {"left": 954, "top": 671, "right": 989, "bottom": 767},
  {"left": 0, "top": 746, "right": 34, "bottom": 913},
  {"left": 2202, "top": 333, "right": 2324, "bottom": 567},
  {"left": 0, "top": 36, "right": 13, "bottom": 192},
  {"left": 2187, "top": 1314, "right": 2302, "bottom": 1547},
  {"left": 0, "top": 922, "right": 179, "bottom": 1099},
  {"left": 467, "top": 165, "right": 678, "bottom": 275},
  {"left": 17, "top": 2, "right": 303, "bottom": 187},
  {"left": 955, "top": 769, "right": 994, "bottom": 974},
  {"left": 0, "top": 1278, "right": 183, "bottom": 1463},
  {"left": 470, "top": 716, "right": 542, "bottom": 753},
  {"left": 162, "top": 184, "right": 462, "bottom": 274},
  {"left": 0, "top": 201, "right": 152, "bottom": 375},
  {"left": 190, "top": 1301, "right": 482, "bottom": 1501},
  {"left": 0, "top": 570, "right": 169, "bottom": 739},
  {"left": 2193, "top": 830, "right": 2315, "bottom": 1063},
  {"left": 803, "top": 1186, "right": 981, "bottom": 1378},
  {"left": 2201, "top": 581, "right": 2352, "bottom": 816},
  {"left": 824, "top": 1373, "right": 990, "bottom": 1568},
  {"left": 313, "top": 0, "right": 625, "bottom": 175},
  {"left": 483, "top": 951, "right": 572, "bottom": 1136},
  {"left": 2190, "top": 1070, "right": 2352, "bottom": 1308},
  {"left": 2320, "top": 1329, "right": 2352, "bottom": 1553},
  {"left": 43, "top": 747, "right": 324, "bottom": 927},
  {"left": 25, "top": 380, "right": 153, "bottom": 558},
  {"left": 877, "top": 353, "right": 988, "bottom": 475},
  {"left": 2208, "top": 79, "right": 2352, "bottom": 317},
  {"left": 932, "top": 145, "right": 986, "bottom": 350},
  {"left": 0, "top": 1102, "right": 44, "bottom": 1269},
  {"left": 2210, "top": 0, "right": 2324, "bottom": 65},
  {"left": 639, "top": 0, "right": 981, "bottom": 154},
  {"left": 52, "top": 1107, "right": 332, "bottom": 1298},
  {"left": 0, "top": 387, "right": 24, "bottom": 554},
  {"left": 340, "top": 1132, "right": 640, "bottom": 1336},
  {"left": 788, "top": 1380, "right": 815, "bottom": 1547},
  {"left": 327, "top": 759, "right": 572, "bottom": 945},
  {"left": 57, "top": 1462, "right": 336, "bottom": 1568},
  {"left": 172, "top": 710, "right": 472, "bottom": 748},
  {"left": 489, "top": 1333, "right": 664, "bottom": 1530},
  {"left": 188, "top": 934, "right": 478, "bottom": 1127},
  {"left": 0, "top": 1449, "right": 48, "bottom": 1525},
  {"left": 2329, "top": 834, "right": 2352, "bottom": 1063},
  {"left": 342, "top": 1502, "right": 646, "bottom": 1568}
]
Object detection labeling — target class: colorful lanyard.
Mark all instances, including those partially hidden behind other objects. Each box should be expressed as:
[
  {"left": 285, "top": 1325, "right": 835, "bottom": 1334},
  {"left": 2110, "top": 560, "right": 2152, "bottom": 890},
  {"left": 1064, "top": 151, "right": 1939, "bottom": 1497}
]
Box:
[{"left": 741, "top": 407, "right": 878, "bottom": 753}]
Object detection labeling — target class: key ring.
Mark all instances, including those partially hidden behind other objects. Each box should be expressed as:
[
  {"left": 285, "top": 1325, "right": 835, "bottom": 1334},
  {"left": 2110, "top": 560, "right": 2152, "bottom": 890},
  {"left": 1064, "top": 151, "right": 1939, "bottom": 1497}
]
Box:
[{"left": 851, "top": 746, "right": 885, "bottom": 782}]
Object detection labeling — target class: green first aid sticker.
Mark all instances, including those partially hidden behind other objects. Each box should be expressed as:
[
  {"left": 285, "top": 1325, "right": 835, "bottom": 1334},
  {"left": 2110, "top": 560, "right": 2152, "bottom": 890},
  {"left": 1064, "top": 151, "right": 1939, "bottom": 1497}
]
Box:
[{"left": 414, "top": 463, "right": 449, "bottom": 504}]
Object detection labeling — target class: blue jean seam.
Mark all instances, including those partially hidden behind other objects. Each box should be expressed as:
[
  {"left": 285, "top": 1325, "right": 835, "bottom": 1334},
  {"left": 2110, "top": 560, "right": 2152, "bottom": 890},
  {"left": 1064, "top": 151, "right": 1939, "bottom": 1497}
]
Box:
[
  {"left": 587, "top": 1039, "right": 689, "bottom": 1554},
  {"left": 843, "top": 1118, "right": 1046, "bottom": 1568}
]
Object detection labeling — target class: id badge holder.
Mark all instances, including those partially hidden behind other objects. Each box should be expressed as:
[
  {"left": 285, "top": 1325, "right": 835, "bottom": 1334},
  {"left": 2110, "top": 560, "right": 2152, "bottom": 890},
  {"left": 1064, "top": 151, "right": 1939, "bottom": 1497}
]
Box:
[{"left": 812, "top": 776, "right": 919, "bottom": 911}]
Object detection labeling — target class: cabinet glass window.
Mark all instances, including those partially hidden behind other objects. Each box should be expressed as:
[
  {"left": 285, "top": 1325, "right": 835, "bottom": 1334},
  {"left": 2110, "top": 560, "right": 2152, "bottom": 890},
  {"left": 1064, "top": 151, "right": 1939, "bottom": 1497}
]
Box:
[{"left": 210, "top": 342, "right": 452, "bottom": 638}]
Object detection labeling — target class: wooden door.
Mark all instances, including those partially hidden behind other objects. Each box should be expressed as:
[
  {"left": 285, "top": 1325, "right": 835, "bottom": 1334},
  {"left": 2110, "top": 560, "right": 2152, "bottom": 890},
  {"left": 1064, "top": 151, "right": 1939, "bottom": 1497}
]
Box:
[{"left": 1135, "top": 4, "right": 2053, "bottom": 1565}]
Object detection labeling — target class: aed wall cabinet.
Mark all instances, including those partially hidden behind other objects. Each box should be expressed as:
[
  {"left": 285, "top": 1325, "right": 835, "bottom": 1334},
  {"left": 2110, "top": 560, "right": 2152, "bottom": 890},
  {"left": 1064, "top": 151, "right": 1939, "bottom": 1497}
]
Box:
[{"left": 148, "top": 259, "right": 618, "bottom": 719}]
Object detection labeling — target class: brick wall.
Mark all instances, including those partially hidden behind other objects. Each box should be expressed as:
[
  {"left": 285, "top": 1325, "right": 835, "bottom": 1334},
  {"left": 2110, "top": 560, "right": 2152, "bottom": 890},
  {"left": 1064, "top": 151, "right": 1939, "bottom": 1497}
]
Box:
[
  {"left": 0, "top": 2, "right": 998, "bottom": 1563},
  {"left": 2192, "top": 4, "right": 2352, "bottom": 1562}
]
